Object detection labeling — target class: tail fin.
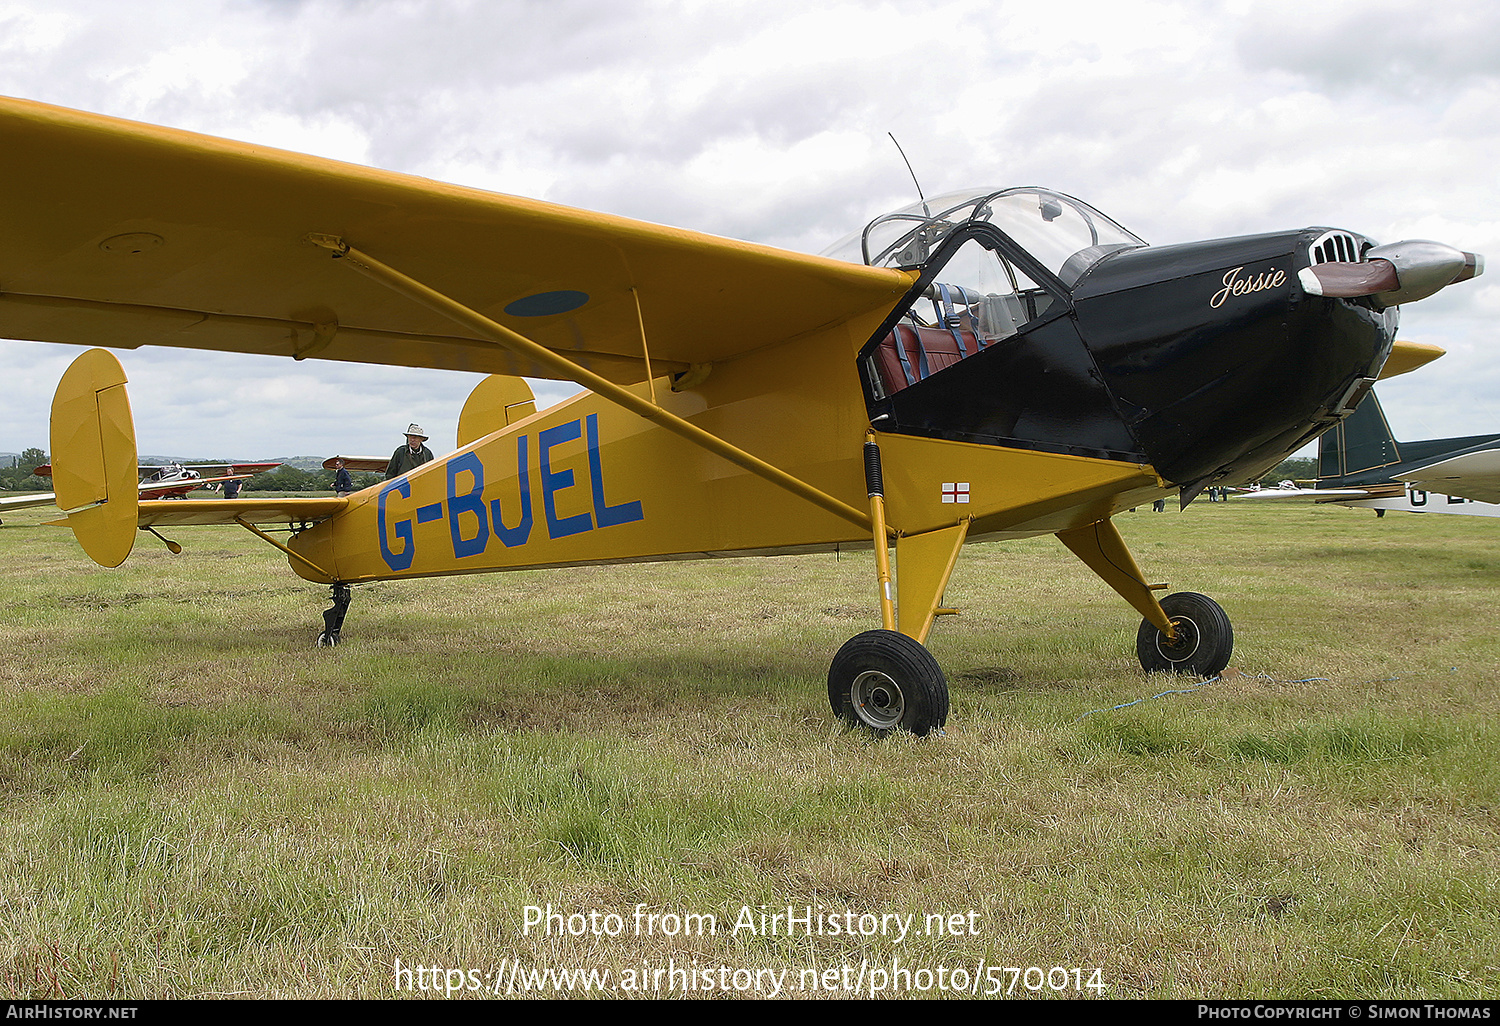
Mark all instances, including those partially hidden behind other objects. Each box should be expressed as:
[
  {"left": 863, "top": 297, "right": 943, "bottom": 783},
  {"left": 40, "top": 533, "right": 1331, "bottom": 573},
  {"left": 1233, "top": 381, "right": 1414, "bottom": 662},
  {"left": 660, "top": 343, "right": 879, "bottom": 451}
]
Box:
[
  {"left": 456, "top": 374, "right": 537, "bottom": 448},
  {"left": 1318, "top": 390, "right": 1400, "bottom": 485},
  {"left": 49, "top": 348, "right": 138, "bottom": 567}
]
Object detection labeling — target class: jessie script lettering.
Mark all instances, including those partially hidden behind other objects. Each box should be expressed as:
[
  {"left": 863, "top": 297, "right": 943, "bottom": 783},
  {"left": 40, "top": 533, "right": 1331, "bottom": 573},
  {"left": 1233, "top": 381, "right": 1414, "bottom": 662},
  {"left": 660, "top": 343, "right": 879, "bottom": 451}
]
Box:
[{"left": 1210, "top": 265, "right": 1287, "bottom": 308}]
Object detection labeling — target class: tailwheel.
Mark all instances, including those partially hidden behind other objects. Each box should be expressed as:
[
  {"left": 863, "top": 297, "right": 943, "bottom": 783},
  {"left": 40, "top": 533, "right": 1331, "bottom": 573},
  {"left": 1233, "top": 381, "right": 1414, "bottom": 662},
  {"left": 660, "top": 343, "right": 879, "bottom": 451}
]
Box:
[
  {"left": 828, "top": 630, "right": 949, "bottom": 737},
  {"left": 1136, "top": 592, "right": 1233, "bottom": 677},
  {"left": 318, "top": 583, "right": 352, "bottom": 649}
]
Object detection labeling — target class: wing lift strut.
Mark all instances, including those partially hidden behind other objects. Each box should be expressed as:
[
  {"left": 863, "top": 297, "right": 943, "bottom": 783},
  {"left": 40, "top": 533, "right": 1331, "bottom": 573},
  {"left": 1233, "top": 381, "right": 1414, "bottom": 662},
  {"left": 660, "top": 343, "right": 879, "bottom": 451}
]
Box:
[
  {"left": 305, "top": 233, "right": 878, "bottom": 538},
  {"left": 308, "top": 234, "right": 928, "bottom": 659}
]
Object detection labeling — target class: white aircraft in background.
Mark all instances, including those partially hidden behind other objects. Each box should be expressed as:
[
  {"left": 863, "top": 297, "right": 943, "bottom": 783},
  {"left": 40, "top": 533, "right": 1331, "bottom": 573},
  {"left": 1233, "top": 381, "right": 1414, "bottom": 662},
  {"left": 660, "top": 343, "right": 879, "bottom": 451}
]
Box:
[
  {"left": 1240, "top": 383, "right": 1500, "bottom": 518},
  {"left": 1, "top": 461, "right": 281, "bottom": 520}
]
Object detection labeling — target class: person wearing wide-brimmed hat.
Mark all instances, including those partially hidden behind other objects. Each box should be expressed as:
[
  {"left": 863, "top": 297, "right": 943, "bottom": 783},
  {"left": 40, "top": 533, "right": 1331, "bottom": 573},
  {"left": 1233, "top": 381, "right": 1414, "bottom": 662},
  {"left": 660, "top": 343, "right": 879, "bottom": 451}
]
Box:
[{"left": 385, "top": 423, "right": 435, "bottom": 480}]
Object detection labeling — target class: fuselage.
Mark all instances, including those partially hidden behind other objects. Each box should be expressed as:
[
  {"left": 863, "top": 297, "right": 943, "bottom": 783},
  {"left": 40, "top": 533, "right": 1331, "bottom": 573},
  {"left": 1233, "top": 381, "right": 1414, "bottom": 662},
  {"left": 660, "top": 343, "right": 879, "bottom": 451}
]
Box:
[{"left": 288, "top": 190, "right": 1404, "bottom": 584}]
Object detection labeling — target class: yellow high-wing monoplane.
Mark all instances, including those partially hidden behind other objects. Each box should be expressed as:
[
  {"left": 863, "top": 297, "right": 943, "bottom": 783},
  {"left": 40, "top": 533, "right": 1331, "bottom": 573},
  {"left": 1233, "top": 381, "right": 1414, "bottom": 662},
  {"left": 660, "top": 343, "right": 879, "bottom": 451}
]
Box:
[{"left": 0, "top": 97, "right": 1483, "bottom": 735}]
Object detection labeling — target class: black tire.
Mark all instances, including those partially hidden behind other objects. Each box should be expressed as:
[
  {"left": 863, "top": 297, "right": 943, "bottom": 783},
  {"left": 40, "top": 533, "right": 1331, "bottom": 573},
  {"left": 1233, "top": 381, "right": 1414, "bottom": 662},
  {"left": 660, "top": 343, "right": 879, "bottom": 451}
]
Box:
[
  {"left": 1136, "top": 592, "right": 1232, "bottom": 676},
  {"left": 827, "top": 629, "right": 949, "bottom": 736}
]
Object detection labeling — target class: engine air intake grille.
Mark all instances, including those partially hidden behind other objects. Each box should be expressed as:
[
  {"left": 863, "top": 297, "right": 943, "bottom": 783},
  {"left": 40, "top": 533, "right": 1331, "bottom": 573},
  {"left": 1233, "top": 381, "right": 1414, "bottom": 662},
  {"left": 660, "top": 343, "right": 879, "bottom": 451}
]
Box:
[{"left": 1310, "top": 230, "right": 1363, "bottom": 265}]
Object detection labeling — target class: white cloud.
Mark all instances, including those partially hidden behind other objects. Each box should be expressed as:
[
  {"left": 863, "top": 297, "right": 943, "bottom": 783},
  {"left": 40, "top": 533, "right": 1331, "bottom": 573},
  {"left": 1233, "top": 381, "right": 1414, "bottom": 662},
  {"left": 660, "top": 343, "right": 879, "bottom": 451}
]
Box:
[{"left": 0, "top": 0, "right": 1495, "bottom": 458}]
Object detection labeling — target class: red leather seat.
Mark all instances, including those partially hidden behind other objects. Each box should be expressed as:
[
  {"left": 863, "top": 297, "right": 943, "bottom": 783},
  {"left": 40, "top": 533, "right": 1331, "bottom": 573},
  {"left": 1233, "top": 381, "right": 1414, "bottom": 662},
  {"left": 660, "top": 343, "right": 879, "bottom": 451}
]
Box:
[{"left": 874, "top": 322, "right": 979, "bottom": 394}]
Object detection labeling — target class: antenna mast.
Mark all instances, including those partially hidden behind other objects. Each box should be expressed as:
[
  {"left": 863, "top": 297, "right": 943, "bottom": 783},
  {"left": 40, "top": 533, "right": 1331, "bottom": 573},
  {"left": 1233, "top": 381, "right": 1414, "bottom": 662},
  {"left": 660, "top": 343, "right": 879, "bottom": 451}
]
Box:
[{"left": 889, "top": 133, "right": 929, "bottom": 216}]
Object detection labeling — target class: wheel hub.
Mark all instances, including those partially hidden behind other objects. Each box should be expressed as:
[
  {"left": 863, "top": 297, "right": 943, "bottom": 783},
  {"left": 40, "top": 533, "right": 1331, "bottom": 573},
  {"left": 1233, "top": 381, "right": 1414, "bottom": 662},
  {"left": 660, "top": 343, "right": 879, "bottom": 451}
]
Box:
[
  {"left": 850, "top": 669, "right": 905, "bottom": 730},
  {"left": 1156, "top": 614, "right": 1201, "bottom": 662}
]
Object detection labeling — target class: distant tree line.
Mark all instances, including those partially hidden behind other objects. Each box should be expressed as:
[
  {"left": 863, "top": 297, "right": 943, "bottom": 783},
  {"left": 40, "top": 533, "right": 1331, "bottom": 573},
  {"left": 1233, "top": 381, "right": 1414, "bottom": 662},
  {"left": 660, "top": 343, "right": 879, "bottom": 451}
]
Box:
[
  {"left": 0, "top": 448, "right": 50, "bottom": 491},
  {"left": 243, "top": 466, "right": 383, "bottom": 492},
  {"left": 0, "top": 449, "right": 381, "bottom": 494},
  {"left": 5, "top": 447, "right": 1323, "bottom": 495},
  {"left": 1258, "top": 456, "right": 1317, "bottom": 486}
]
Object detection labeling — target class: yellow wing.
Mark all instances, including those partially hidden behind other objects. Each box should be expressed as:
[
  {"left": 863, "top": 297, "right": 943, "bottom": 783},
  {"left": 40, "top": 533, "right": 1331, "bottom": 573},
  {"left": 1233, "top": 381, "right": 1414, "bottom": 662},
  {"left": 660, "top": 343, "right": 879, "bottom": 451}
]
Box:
[{"left": 0, "top": 97, "right": 913, "bottom": 385}]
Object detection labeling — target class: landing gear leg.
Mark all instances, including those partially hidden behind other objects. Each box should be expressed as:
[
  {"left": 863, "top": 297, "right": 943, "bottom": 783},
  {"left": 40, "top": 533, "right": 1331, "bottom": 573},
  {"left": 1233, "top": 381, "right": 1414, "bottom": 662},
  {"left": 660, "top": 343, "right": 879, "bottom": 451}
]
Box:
[
  {"left": 829, "top": 435, "right": 956, "bottom": 736},
  {"left": 318, "top": 583, "right": 351, "bottom": 648},
  {"left": 1056, "top": 518, "right": 1233, "bottom": 677}
]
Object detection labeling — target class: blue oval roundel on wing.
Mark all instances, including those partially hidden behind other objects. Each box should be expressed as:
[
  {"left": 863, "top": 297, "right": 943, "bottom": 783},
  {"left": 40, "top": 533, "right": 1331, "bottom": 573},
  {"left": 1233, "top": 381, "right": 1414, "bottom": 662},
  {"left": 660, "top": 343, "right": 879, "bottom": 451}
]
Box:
[{"left": 503, "top": 290, "right": 590, "bottom": 317}]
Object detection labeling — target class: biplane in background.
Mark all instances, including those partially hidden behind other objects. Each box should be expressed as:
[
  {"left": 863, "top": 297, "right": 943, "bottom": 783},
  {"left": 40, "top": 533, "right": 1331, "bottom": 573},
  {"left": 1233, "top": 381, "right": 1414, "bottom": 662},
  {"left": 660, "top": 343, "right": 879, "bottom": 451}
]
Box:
[
  {"left": 138, "top": 461, "right": 281, "bottom": 499},
  {"left": 0, "top": 98, "right": 1484, "bottom": 735},
  {"left": 0, "top": 459, "right": 281, "bottom": 517},
  {"left": 1243, "top": 384, "right": 1500, "bottom": 518}
]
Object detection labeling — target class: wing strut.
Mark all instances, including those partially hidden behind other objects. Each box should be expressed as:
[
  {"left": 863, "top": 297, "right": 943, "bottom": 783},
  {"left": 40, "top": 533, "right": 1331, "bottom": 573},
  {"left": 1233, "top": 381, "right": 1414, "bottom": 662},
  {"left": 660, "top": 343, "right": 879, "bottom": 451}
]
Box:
[
  {"left": 234, "top": 516, "right": 335, "bottom": 581},
  {"left": 306, "top": 234, "right": 878, "bottom": 534},
  {"left": 1056, "top": 519, "right": 1175, "bottom": 636}
]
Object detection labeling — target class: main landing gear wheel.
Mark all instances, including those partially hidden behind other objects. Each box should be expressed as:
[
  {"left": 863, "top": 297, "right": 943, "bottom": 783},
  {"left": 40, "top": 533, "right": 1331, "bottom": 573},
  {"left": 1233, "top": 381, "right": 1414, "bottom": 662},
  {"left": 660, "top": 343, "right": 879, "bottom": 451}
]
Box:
[
  {"left": 828, "top": 630, "right": 949, "bottom": 737},
  {"left": 1136, "top": 592, "right": 1233, "bottom": 677}
]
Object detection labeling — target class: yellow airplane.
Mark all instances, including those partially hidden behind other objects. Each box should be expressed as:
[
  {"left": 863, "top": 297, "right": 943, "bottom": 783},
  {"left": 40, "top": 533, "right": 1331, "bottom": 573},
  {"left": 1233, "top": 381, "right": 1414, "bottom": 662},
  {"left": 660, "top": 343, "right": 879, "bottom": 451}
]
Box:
[{"left": 0, "top": 97, "right": 1483, "bottom": 735}]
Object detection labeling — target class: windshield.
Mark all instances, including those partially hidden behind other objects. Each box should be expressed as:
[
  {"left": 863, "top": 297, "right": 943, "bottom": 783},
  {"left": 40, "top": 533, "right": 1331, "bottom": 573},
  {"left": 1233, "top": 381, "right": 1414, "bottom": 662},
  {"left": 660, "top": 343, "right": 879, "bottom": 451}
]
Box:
[{"left": 822, "top": 187, "right": 1146, "bottom": 286}]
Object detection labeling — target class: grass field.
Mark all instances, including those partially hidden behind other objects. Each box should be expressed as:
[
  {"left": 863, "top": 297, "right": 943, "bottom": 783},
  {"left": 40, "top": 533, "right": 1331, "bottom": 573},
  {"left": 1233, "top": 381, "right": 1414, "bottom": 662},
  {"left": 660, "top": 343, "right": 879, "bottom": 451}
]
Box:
[{"left": 0, "top": 497, "right": 1495, "bottom": 1000}]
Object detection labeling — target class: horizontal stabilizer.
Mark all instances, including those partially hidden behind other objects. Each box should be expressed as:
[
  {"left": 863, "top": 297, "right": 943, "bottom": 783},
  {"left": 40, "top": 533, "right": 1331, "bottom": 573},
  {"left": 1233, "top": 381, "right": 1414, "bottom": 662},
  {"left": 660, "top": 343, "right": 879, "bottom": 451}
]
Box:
[
  {"left": 136, "top": 497, "right": 349, "bottom": 528},
  {"left": 1397, "top": 447, "right": 1500, "bottom": 504}
]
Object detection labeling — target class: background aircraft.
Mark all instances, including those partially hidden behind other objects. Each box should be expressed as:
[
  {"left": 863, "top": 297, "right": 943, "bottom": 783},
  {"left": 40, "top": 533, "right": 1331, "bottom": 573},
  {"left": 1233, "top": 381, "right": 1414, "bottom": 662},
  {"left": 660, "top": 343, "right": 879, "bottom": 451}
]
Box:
[
  {"left": 1235, "top": 371, "right": 1500, "bottom": 517},
  {"left": 1315, "top": 388, "right": 1500, "bottom": 517},
  {"left": 134, "top": 461, "right": 281, "bottom": 499},
  {"left": 321, "top": 456, "right": 389, "bottom": 474},
  {"left": 1, "top": 97, "right": 1484, "bottom": 736},
  {"left": 0, "top": 459, "right": 281, "bottom": 517}
]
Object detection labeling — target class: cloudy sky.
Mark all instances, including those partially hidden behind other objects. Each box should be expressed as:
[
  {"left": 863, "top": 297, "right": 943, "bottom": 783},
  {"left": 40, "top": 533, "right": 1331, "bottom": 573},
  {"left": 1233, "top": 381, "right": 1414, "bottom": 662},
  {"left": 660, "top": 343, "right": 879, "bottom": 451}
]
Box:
[{"left": 1, "top": 0, "right": 1496, "bottom": 461}]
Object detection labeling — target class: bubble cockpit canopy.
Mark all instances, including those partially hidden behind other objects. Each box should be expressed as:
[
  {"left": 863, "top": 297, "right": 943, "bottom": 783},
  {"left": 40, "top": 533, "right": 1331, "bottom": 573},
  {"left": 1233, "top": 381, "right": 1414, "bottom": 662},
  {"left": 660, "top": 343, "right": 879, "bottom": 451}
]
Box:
[{"left": 822, "top": 187, "right": 1146, "bottom": 287}]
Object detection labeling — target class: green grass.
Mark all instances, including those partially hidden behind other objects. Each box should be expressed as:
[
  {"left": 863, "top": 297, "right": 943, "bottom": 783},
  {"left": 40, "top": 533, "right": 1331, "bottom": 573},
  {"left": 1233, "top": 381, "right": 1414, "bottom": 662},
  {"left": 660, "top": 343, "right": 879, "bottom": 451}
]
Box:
[{"left": 0, "top": 500, "right": 1496, "bottom": 999}]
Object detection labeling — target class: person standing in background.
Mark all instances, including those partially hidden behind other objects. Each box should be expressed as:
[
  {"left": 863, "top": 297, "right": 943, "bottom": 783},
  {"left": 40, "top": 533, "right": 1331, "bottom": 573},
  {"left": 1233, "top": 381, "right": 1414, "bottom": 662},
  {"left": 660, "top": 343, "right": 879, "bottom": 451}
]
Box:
[{"left": 385, "top": 424, "right": 434, "bottom": 480}]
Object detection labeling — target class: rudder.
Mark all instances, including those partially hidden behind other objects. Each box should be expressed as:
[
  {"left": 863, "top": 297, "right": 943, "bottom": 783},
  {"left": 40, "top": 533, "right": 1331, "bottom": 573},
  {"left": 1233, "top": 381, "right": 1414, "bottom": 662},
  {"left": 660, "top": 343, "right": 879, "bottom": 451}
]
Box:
[{"left": 49, "top": 348, "right": 138, "bottom": 567}]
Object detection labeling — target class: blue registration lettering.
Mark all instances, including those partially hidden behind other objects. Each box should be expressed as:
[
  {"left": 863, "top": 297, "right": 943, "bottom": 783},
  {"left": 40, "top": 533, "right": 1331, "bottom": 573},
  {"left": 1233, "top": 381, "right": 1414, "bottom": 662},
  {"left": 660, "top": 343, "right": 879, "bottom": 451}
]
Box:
[
  {"left": 447, "top": 451, "right": 490, "bottom": 558},
  {"left": 379, "top": 420, "right": 640, "bottom": 563},
  {"left": 586, "top": 413, "right": 643, "bottom": 528},
  {"left": 539, "top": 420, "right": 593, "bottom": 538},
  {"left": 492, "top": 434, "right": 533, "bottom": 547},
  {"left": 378, "top": 479, "right": 415, "bottom": 571}
]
